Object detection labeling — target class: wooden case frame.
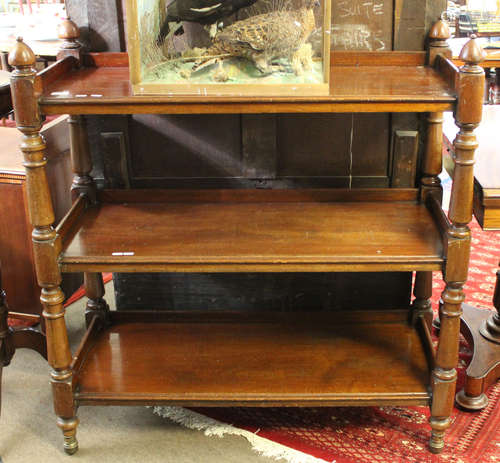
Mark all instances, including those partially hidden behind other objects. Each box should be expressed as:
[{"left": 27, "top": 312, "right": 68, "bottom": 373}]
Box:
[{"left": 126, "top": 0, "right": 331, "bottom": 96}]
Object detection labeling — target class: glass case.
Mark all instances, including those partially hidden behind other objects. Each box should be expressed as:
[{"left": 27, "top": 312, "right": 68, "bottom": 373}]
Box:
[{"left": 126, "top": 0, "right": 331, "bottom": 95}]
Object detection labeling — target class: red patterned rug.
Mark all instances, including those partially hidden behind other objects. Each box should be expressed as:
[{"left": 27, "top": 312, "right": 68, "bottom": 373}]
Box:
[{"left": 155, "top": 218, "right": 500, "bottom": 463}]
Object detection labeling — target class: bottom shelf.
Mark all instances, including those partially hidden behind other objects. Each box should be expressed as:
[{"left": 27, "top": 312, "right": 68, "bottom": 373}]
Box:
[{"left": 73, "top": 311, "right": 433, "bottom": 407}]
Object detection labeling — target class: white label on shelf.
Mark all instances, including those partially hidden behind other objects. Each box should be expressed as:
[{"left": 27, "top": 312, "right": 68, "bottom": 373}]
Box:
[{"left": 112, "top": 252, "right": 135, "bottom": 256}]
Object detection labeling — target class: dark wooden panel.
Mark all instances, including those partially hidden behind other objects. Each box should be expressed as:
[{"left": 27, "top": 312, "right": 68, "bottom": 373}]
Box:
[
  {"left": 242, "top": 115, "right": 277, "bottom": 179},
  {"left": 276, "top": 113, "right": 390, "bottom": 183},
  {"left": 277, "top": 114, "right": 351, "bottom": 177},
  {"left": 391, "top": 130, "right": 419, "bottom": 188},
  {"left": 114, "top": 272, "right": 412, "bottom": 311},
  {"left": 394, "top": 0, "right": 447, "bottom": 51},
  {"left": 67, "top": 0, "right": 125, "bottom": 52},
  {"left": 128, "top": 114, "right": 242, "bottom": 180},
  {"left": 332, "top": 0, "right": 393, "bottom": 51},
  {"left": 352, "top": 114, "right": 390, "bottom": 177}
]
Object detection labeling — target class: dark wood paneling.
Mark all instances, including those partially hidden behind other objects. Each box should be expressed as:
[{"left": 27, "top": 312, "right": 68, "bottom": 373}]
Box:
[
  {"left": 114, "top": 272, "right": 412, "bottom": 311},
  {"left": 391, "top": 130, "right": 419, "bottom": 188},
  {"left": 332, "top": 0, "right": 393, "bottom": 51},
  {"left": 66, "top": 0, "right": 444, "bottom": 53},
  {"left": 394, "top": 0, "right": 447, "bottom": 51},
  {"left": 129, "top": 114, "right": 242, "bottom": 180}
]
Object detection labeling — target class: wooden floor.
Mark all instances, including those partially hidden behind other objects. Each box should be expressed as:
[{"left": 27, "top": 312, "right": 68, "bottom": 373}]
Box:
[{"left": 74, "top": 311, "right": 432, "bottom": 406}]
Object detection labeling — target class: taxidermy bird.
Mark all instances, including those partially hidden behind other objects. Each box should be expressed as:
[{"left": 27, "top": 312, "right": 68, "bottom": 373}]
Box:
[
  {"left": 191, "top": 0, "right": 319, "bottom": 75},
  {"left": 157, "top": 0, "right": 259, "bottom": 43}
]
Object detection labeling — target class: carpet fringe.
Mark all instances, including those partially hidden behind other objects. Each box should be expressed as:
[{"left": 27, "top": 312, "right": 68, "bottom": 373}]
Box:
[{"left": 152, "top": 406, "right": 331, "bottom": 463}]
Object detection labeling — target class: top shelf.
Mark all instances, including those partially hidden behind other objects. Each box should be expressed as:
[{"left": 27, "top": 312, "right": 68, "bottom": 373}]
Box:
[{"left": 39, "top": 52, "right": 457, "bottom": 115}]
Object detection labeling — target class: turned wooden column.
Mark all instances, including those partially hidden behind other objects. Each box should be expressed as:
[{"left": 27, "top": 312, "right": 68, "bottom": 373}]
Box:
[
  {"left": 8, "top": 38, "right": 79, "bottom": 454},
  {"left": 429, "top": 36, "right": 485, "bottom": 454},
  {"left": 413, "top": 20, "right": 452, "bottom": 329},
  {"left": 60, "top": 20, "right": 110, "bottom": 328},
  {"left": 68, "top": 114, "right": 110, "bottom": 327}
]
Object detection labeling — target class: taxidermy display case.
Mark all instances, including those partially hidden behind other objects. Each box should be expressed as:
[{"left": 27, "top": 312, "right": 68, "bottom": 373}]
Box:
[{"left": 126, "top": 0, "right": 331, "bottom": 95}]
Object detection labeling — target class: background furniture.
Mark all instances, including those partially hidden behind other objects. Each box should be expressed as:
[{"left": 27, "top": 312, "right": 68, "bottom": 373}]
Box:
[
  {"left": 0, "top": 263, "right": 15, "bottom": 419},
  {"left": 444, "top": 106, "right": 500, "bottom": 230},
  {"left": 8, "top": 15, "right": 485, "bottom": 455},
  {"left": 0, "top": 116, "right": 81, "bottom": 355},
  {"left": 0, "top": 70, "right": 11, "bottom": 116}
]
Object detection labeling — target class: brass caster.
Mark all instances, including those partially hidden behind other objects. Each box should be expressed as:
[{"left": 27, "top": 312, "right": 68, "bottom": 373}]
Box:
[
  {"left": 456, "top": 389, "right": 489, "bottom": 411},
  {"left": 63, "top": 436, "right": 79, "bottom": 455}
]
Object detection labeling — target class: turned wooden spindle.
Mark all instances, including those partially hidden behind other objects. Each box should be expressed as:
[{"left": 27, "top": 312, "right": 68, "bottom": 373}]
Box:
[
  {"left": 68, "top": 115, "right": 96, "bottom": 202},
  {"left": 84, "top": 273, "right": 110, "bottom": 327},
  {"left": 412, "top": 271, "right": 433, "bottom": 329},
  {"left": 8, "top": 38, "right": 79, "bottom": 455},
  {"left": 57, "top": 18, "right": 83, "bottom": 63},
  {"left": 68, "top": 113, "right": 110, "bottom": 327},
  {"left": 429, "top": 36, "right": 485, "bottom": 454},
  {"left": 413, "top": 20, "right": 452, "bottom": 330}
]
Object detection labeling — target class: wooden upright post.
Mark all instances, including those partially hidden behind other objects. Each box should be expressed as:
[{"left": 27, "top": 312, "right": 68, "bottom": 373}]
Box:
[
  {"left": 413, "top": 20, "right": 452, "bottom": 329},
  {"left": 429, "top": 35, "right": 485, "bottom": 454},
  {"left": 60, "top": 19, "right": 110, "bottom": 329},
  {"left": 9, "top": 38, "right": 79, "bottom": 455}
]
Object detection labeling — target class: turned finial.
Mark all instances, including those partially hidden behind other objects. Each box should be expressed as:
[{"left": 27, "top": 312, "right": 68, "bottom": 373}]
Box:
[
  {"left": 459, "top": 35, "right": 486, "bottom": 67},
  {"left": 8, "top": 37, "right": 36, "bottom": 69},
  {"left": 58, "top": 18, "right": 80, "bottom": 49},
  {"left": 429, "top": 19, "right": 451, "bottom": 41}
]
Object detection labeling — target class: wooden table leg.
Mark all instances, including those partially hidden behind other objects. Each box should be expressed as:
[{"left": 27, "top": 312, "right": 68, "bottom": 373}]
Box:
[{"left": 456, "top": 266, "right": 500, "bottom": 410}]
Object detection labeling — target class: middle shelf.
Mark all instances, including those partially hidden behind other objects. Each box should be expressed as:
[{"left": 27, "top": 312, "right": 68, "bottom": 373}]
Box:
[{"left": 58, "top": 188, "right": 445, "bottom": 273}]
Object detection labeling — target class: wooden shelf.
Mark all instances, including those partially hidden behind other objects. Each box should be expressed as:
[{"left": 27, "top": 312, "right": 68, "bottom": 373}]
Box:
[
  {"left": 74, "top": 311, "right": 433, "bottom": 406},
  {"left": 58, "top": 189, "right": 444, "bottom": 273},
  {"left": 39, "top": 52, "right": 456, "bottom": 115}
]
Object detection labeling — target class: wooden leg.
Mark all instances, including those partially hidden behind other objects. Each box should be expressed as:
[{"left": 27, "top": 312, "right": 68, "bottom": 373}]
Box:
[
  {"left": 430, "top": 281, "right": 464, "bottom": 453},
  {"left": 84, "top": 273, "right": 110, "bottom": 327},
  {"left": 9, "top": 40, "right": 79, "bottom": 454},
  {"left": 428, "top": 36, "right": 485, "bottom": 452},
  {"left": 412, "top": 271, "right": 433, "bottom": 330}
]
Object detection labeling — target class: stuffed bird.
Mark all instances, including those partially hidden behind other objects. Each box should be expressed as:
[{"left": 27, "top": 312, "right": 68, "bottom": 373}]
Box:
[
  {"left": 192, "top": 0, "right": 319, "bottom": 75},
  {"left": 157, "top": 0, "right": 259, "bottom": 44}
]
